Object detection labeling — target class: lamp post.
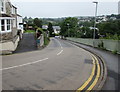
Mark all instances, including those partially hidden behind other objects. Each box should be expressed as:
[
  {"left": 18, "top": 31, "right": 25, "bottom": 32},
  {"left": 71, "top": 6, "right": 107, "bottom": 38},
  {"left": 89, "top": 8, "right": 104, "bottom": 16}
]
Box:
[
  {"left": 93, "top": 1, "right": 98, "bottom": 39},
  {"left": 93, "top": 1, "right": 98, "bottom": 47}
]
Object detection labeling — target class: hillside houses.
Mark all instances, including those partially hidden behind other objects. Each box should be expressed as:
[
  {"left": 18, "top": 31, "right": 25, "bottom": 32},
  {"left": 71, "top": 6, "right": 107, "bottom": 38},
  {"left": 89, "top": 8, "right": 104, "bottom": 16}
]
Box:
[
  {"left": 0, "top": 0, "right": 23, "bottom": 54},
  {"left": 53, "top": 26, "right": 61, "bottom": 34}
]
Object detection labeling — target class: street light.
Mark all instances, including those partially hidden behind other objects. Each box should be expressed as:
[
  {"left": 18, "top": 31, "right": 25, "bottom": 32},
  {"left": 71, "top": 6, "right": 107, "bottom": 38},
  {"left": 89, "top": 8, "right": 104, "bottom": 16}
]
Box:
[
  {"left": 93, "top": 1, "right": 98, "bottom": 39},
  {"left": 93, "top": 1, "right": 98, "bottom": 47}
]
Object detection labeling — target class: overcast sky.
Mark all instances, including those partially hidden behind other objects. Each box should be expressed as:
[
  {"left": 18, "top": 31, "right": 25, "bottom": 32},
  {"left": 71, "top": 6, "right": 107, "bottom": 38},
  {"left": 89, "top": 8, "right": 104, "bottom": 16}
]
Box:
[{"left": 11, "top": 0, "right": 120, "bottom": 18}]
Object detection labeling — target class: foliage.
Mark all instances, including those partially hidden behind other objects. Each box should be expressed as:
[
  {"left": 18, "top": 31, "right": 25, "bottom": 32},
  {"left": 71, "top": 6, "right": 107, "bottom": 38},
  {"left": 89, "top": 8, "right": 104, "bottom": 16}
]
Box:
[
  {"left": 112, "top": 50, "right": 118, "bottom": 54},
  {"left": 97, "top": 20, "right": 120, "bottom": 36},
  {"left": 79, "top": 27, "right": 93, "bottom": 38},
  {"left": 47, "top": 22, "right": 54, "bottom": 37},
  {"left": 37, "top": 28, "right": 50, "bottom": 46},
  {"left": 44, "top": 33, "right": 50, "bottom": 46},
  {"left": 33, "top": 18, "right": 42, "bottom": 28},
  {"left": 60, "top": 17, "right": 79, "bottom": 37},
  {"left": 100, "top": 34, "right": 120, "bottom": 40},
  {"left": 79, "top": 21, "right": 94, "bottom": 27},
  {"left": 24, "top": 30, "right": 35, "bottom": 33}
]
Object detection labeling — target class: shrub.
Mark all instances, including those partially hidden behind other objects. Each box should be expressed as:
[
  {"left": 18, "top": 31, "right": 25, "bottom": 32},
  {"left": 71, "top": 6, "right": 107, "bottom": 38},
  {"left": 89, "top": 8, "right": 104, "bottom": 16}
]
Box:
[{"left": 112, "top": 50, "right": 118, "bottom": 54}]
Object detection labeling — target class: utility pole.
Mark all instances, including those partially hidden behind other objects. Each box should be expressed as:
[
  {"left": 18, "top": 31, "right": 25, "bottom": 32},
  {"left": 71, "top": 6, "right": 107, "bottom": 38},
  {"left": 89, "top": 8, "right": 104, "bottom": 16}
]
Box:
[{"left": 93, "top": 1, "right": 98, "bottom": 47}]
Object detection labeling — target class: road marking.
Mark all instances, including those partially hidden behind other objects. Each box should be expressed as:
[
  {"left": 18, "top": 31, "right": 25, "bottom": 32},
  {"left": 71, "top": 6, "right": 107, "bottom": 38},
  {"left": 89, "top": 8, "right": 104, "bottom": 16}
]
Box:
[
  {"left": 86, "top": 55, "right": 100, "bottom": 91},
  {"left": 76, "top": 54, "right": 100, "bottom": 92},
  {"left": 55, "top": 38, "right": 64, "bottom": 56},
  {"left": 0, "top": 58, "right": 49, "bottom": 71},
  {"left": 57, "top": 50, "right": 63, "bottom": 56},
  {"left": 76, "top": 57, "right": 96, "bottom": 92},
  {"left": 55, "top": 38, "right": 63, "bottom": 49}
]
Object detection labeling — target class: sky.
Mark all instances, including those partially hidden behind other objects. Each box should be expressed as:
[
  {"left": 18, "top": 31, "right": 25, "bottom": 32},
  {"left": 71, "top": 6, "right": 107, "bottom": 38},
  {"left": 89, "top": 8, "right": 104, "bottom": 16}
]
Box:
[{"left": 11, "top": 0, "right": 120, "bottom": 18}]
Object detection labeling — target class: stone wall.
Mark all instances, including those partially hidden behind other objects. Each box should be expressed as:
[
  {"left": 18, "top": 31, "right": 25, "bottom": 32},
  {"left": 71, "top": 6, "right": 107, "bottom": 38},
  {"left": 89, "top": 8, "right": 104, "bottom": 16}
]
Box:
[
  {"left": 0, "top": 32, "right": 13, "bottom": 41},
  {"left": 6, "top": 1, "right": 12, "bottom": 16}
]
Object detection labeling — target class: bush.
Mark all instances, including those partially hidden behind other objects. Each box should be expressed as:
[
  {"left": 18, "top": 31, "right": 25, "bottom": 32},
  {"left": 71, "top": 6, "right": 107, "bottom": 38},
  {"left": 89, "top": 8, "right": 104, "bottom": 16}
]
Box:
[
  {"left": 112, "top": 50, "right": 118, "bottom": 54},
  {"left": 100, "top": 34, "right": 120, "bottom": 40},
  {"left": 24, "top": 30, "right": 35, "bottom": 33},
  {"left": 37, "top": 28, "right": 50, "bottom": 46}
]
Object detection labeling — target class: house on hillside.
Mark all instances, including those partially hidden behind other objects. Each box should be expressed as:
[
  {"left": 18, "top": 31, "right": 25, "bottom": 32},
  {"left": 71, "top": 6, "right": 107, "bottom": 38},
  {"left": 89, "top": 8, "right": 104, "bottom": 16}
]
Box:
[
  {"left": 53, "top": 26, "right": 61, "bottom": 34},
  {"left": 42, "top": 25, "right": 48, "bottom": 30},
  {"left": 0, "top": 0, "right": 23, "bottom": 54}
]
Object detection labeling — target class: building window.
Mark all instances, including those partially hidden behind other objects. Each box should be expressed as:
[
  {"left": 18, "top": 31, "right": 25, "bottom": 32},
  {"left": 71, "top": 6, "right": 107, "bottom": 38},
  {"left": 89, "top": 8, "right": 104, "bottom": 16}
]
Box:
[
  {"left": 0, "top": 19, "right": 12, "bottom": 33},
  {"left": 1, "top": 20, "right": 5, "bottom": 31},
  {"left": 7, "top": 19, "right": 11, "bottom": 30},
  {"left": 1, "top": 0, "right": 4, "bottom": 12}
]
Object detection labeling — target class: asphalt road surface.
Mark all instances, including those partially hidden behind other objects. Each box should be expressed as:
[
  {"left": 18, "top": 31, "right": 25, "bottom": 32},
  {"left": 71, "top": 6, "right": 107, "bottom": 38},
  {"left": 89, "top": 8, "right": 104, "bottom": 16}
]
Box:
[
  {"left": 2, "top": 38, "right": 94, "bottom": 90},
  {"left": 13, "top": 33, "right": 37, "bottom": 54},
  {"left": 67, "top": 40, "right": 120, "bottom": 91}
]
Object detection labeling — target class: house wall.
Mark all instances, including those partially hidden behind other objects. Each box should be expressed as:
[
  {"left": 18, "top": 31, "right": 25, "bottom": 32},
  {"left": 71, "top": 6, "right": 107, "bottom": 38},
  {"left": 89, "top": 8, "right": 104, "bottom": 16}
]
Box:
[
  {"left": 0, "top": 0, "right": 23, "bottom": 54},
  {"left": 6, "top": 1, "right": 11, "bottom": 15},
  {"left": 17, "top": 16, "right": 24, "bottom": 33}
]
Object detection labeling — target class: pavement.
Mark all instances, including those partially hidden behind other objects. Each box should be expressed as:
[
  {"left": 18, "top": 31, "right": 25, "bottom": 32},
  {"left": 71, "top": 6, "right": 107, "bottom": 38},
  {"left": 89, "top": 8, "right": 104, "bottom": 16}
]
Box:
[
  {"left": 67, "top": 40, "right": 120, "bottom": 91},
  {"left": 2, "top": 38, "right": 95, "bottom": 90}
]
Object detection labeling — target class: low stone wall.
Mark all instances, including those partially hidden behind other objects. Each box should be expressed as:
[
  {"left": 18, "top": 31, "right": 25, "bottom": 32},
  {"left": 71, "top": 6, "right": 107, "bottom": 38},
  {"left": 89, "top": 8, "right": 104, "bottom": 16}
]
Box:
[
  {"left": 40, "top": 34, "right": 44, "bottom": 46},
  {"left": 36, "top": 34, "right": 44, "bottom": 49},
  {"left": 0, "top": 36, "right": 20, "bottom": 54},
  {"left": 0, "top": 32, "right": 13, "bottom": 41},
  {"left": 67, "top": 38, "right": 120, "bottom": 54}
]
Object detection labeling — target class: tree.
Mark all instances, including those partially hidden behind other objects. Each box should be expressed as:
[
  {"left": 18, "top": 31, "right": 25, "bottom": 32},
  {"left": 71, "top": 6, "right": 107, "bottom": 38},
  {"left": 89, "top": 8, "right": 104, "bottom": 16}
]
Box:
[
  {"left": 47, "top": 22, "right": 54, "bottom": 37},
  {"left": 33, "top": 18, "right": 42, "bottom": 28},
  {"left": 60, "top": 17, "right": 79, "bottom": 37},
  {"left": 97, "top": 20, "right": 120, "bottom": 36}
]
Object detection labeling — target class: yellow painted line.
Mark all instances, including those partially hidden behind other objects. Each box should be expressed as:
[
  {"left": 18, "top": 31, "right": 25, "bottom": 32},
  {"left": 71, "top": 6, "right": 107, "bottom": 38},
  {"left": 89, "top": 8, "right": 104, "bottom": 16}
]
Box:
[
  {"left": 86, "top": 54, "right": 100, "bottom": 92},
  {"left": 76, "top": 57, "right": 96, "bottom": 92}
]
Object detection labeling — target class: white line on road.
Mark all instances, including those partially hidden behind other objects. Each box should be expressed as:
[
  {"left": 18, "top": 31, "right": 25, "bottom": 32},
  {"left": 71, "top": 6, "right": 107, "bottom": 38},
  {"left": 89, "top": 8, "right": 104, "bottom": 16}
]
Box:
[
  {"left": 0, "top": 58, "right": 49, "bottom": 71},
  {"left": 55, "top": 38, "right": 64, "bottom": 56},
  {"left": 57, "top": 50, "right": 63, "bottom": 56},
  {"left": 55, "top": 38, "right": 63, "bottom": 49}
]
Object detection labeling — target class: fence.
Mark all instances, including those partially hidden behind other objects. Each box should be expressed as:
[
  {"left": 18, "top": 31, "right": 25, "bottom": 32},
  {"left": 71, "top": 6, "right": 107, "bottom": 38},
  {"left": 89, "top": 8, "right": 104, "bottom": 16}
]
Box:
[{"left": 67, "top": 37, "right": 120, "bottom": 54}]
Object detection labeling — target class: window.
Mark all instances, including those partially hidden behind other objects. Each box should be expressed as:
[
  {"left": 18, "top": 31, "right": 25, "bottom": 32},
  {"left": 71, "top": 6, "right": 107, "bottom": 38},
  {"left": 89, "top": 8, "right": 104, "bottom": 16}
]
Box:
[
  {"left": 7, "top": 19, "right": 11, "bottom": 30},
  {"left": 1, "top": 0, "right": 4, "bottom": 12},
  {"left": 0, "top": 19, "right": 12, "bottom": 33},
  {"left": 1, "top": 20, "right": 5, "bottom": 31}
]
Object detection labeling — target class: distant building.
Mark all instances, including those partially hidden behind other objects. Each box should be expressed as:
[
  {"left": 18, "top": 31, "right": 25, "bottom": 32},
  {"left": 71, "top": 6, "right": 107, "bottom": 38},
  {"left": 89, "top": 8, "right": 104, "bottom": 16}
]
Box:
[
  {"left": 118, "top": 1, "right": 120, "bottom": 14},
  {"left": 53, "top": 26, "right": 61, "bottom": 34},
  {"left": 42, "top": 25, "right": 48, "bottom": 30}
]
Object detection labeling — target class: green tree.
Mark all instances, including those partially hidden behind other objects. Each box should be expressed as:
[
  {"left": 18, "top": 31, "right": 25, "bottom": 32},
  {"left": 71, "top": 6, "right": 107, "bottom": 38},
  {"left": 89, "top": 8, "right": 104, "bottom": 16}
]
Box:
[
  {"left": 60, "top": 17, "right": 79, "bottom": 37},
  {"left": 97, "top": 20, "right": 120, "bottom": 36},
  {"left": 33, "top": 18, "right": 42, "bottom": 28},
  {"left": 47, "top": 22, "right": 54, "bottom": 37}
]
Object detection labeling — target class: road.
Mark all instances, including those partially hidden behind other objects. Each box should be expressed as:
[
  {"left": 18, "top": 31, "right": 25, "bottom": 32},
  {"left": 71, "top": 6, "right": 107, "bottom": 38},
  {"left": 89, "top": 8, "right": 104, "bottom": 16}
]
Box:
[
  {"left": 67, "top": 40, "right": 120, "bottom": 91},
  {"left": 13, "top": 33, "right": 37, "bottom": 54},
  {"left": 2, "top": 38, "right": 94, "bottom": 90}
]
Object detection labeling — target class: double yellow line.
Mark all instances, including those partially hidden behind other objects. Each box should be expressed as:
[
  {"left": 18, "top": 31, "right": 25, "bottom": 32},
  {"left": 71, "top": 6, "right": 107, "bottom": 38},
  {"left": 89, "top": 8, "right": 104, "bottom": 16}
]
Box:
[{"left": 76, "top": 54, "right": 100, "bottom": 92}]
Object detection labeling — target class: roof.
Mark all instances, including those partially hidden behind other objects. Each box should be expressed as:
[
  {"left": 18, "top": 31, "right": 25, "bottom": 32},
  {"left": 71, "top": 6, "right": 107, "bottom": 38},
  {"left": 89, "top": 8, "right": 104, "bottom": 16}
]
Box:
[
  {"left": 17, "top": 14, "right": 22, "bottom": 17},
  {"left": 42, "top": 25, "right": 48, "bottom": 29},
  {"left": 53, "top": 26, "right": 61, "bottom": 30},
  {"left": 1, "top": 14, "right": 11, "bottom": 17},
  {"left": 12, "top": 5, "right": 17, "bottom": 9}
]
